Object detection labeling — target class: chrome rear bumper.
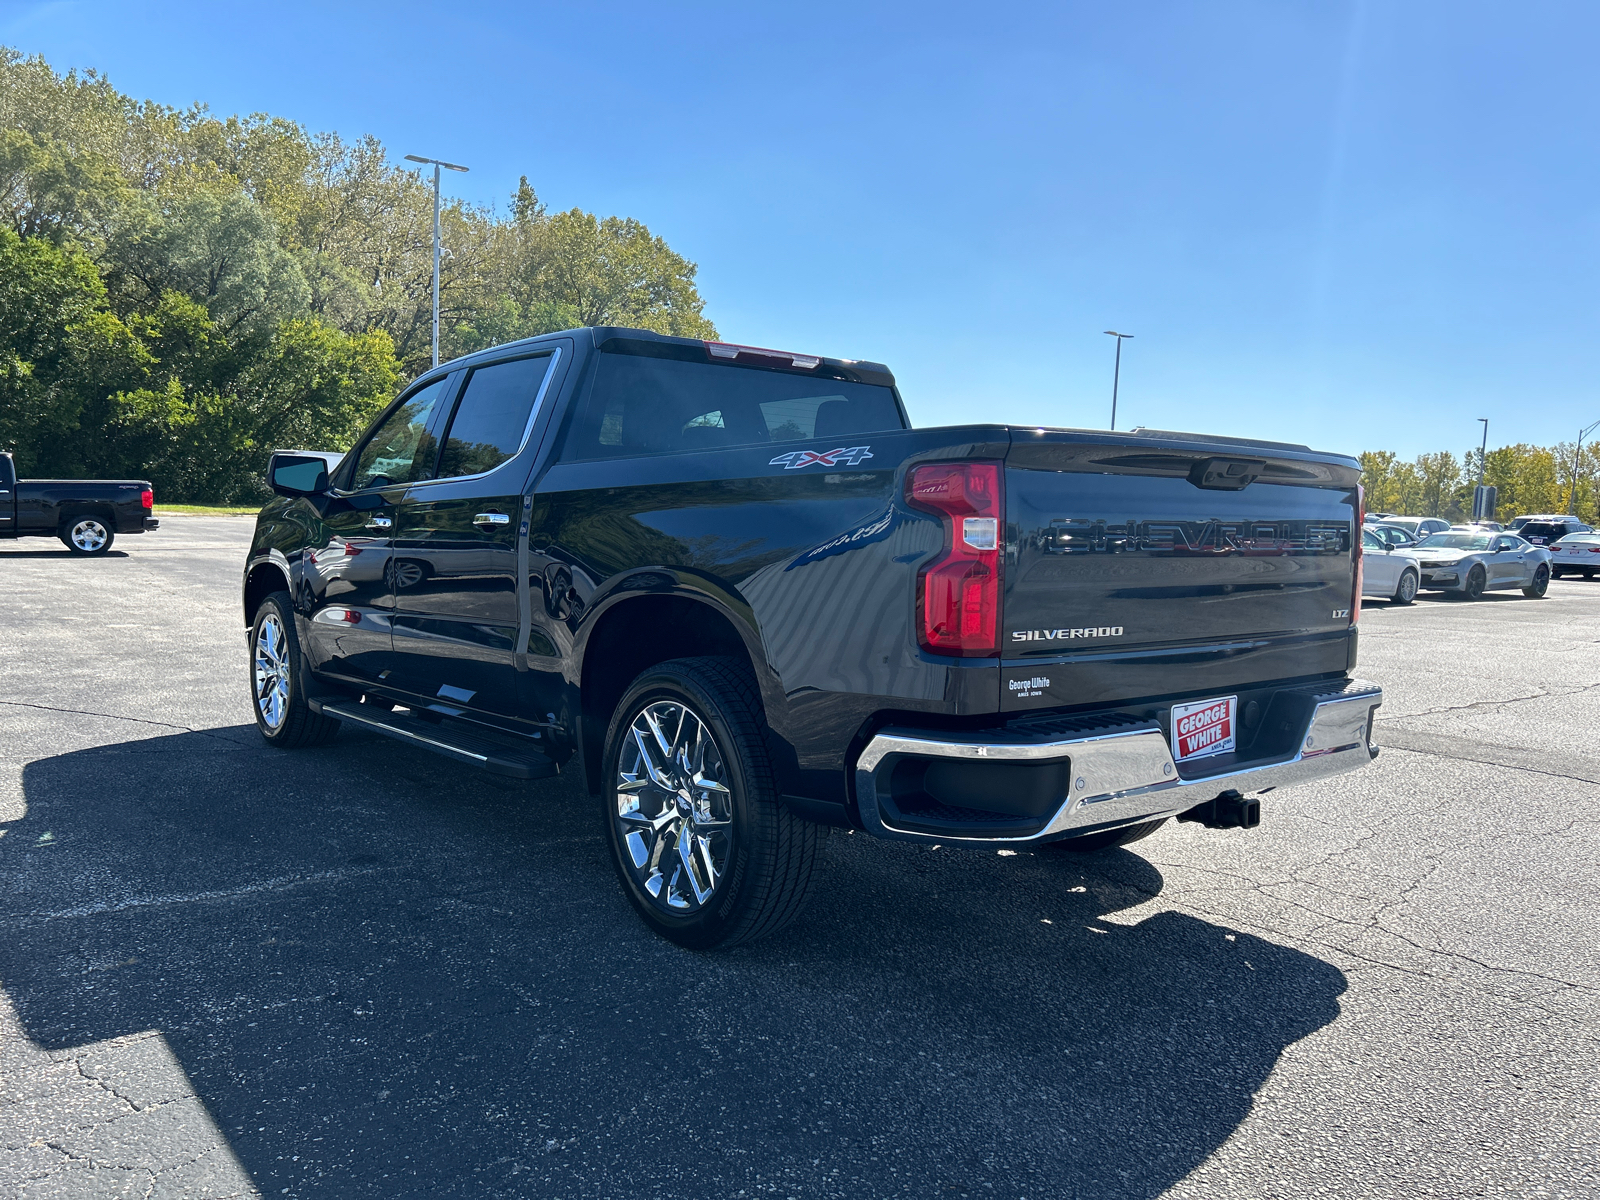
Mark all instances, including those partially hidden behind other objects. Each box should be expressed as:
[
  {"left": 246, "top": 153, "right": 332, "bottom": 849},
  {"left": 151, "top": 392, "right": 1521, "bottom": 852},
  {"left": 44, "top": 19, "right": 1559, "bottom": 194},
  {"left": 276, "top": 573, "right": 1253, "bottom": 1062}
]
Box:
[{"left": 855, "top": 679, "right": 1383, "bottom": 845}]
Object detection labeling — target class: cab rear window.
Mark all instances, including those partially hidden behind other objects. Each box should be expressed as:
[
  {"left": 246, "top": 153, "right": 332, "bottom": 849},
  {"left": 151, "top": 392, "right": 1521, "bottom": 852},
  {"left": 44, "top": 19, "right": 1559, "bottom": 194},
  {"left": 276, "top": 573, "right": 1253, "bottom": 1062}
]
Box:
[{"left": 559, "top": 340, "right": 905, "bottom": 461}]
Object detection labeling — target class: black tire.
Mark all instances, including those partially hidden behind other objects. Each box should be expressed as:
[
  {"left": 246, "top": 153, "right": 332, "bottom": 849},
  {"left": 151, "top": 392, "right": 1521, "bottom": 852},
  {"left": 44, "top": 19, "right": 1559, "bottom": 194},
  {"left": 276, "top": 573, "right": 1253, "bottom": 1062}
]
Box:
[
  {"left": 1584, "top": 570, "right": 1596, "bottom": 580},
  {"left": 1522, "top": 564, "right": 1550, "bottom": 598},
  {"left": 250, "top": 592, "right": 341, "bottom": 748},
  {"left": 600, "top": 657, "right": 824, "bottom": 949},
  {"left": 1460, "top": 564, "right": 1487, "bottom": 601},
  {"left": 60, "top": 513, "right": 114, "bottom": 555},
  {"left": 1045, "top": 818, "right": 1167, "bottom": 854},
  {"left": 1393, "top": 569, "right": 1419, "bottom": 605},
  {"left": 1551, "top": 568, "right": 1565, "bottom": 579}
]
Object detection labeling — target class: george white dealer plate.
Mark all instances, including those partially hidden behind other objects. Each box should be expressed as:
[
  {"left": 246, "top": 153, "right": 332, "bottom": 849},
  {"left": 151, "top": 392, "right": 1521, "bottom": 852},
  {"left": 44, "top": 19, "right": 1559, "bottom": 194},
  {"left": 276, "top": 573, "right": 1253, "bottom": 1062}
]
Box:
[{"left": 1171, "top": 695, "right": 1237, "bottom": 762}]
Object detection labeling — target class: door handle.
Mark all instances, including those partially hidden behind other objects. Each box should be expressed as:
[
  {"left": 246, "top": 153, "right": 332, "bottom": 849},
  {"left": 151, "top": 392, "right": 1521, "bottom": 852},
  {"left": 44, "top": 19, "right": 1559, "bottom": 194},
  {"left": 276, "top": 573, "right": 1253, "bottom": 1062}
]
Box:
[
  {"left": 474, "top": 512, "right": 510, "bottom": 526},
  {"left": 365, "top": 516, "right": 392, "bottom": 530}
]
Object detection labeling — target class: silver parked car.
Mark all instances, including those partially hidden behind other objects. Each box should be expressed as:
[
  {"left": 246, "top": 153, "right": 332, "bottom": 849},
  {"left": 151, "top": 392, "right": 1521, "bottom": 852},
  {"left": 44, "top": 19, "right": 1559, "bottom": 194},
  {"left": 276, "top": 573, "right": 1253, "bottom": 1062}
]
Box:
[
  {"left": 1361, "top": 528, "right": 1421, "bottom": 604},
  {"left": 1412, "top": 530, "right": 1551, "bottom": 600}
]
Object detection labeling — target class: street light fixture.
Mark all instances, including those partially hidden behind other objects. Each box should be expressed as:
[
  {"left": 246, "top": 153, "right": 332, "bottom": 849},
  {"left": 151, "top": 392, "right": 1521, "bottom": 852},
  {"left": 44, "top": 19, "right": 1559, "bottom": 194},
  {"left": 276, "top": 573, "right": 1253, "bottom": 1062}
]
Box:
[
  {"left": 1103, "top": 331, "right": 1133, "bottom": 431},
  {"left": 404, "top": 154, "right": 470, "bottom": 368},
  {"left": 1571, "top": 418, "right": 1600, "bottom": 514}
]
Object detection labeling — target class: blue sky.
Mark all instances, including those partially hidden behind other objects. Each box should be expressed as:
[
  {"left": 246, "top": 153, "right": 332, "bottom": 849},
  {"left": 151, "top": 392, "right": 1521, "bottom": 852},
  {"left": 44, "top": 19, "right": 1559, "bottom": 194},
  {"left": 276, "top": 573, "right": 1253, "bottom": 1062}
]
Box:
[{"left": 5, "top": 0, "right": 1597, "bottom": 459}]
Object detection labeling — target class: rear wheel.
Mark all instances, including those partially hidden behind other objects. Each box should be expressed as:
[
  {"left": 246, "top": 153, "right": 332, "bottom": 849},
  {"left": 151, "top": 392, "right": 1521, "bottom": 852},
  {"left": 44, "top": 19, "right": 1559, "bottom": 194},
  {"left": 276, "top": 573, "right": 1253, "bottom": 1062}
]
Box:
[
  {"left": 1046, "top": 818, "right": 1167, "bottom": 854},
  {"left": 1461, "top": 564, "right": 1487, "bottom": 601},
  {"left": 601, "top": 657, "right": 823, "bottom": 949},
  {"left": 251, "top": 592, "right": 341, "bottom": 748},
  {"left": 1522, "top": 564, "right": 1550, "bottom": 598},
  {"left": 60, "top": 514, "right": 113, "bottom": 555},
  {"left": 1393, "top": 569, "right": 1419, "bottom": 605}
]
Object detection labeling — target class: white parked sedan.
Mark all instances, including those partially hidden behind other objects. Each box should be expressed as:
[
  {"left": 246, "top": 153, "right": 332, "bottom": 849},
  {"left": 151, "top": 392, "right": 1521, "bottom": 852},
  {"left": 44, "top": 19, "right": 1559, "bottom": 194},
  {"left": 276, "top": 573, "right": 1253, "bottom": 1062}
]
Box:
[
  {"left": 1361, "top": 528, "right": 1421, "bottom": 604},
  {"left": 1412, "top": 531, "right": 1552, "bottom": 600},
  {"left": 1548, "top": 532, "right": 1600, "bottom": 579}
]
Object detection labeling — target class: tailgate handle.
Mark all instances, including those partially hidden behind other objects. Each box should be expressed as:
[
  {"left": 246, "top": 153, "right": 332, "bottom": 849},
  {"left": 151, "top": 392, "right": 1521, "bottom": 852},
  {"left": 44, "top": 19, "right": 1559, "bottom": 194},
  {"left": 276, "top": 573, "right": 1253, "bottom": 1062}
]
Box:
[{"left": 1188, "top": 457, "right": 1266, "bottom": 490}]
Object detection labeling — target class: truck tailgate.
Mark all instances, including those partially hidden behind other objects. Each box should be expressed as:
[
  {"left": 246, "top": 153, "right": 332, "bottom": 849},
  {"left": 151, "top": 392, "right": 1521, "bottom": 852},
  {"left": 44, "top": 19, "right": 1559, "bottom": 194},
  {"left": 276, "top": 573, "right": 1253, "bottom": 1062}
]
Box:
[{"left": 1001, "top": 432, "right": 1361, "bottom": 712}]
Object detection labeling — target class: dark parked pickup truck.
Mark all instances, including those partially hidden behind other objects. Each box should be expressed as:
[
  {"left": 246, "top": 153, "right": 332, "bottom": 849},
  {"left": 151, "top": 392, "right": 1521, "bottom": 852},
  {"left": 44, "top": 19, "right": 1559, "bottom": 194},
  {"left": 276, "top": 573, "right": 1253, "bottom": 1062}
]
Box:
[
  {"left": 0, "top": 452, "right": 158, "bottom": 554},
  {"left": 243, "top": 327, "right": 1382, "bottom": 947}
]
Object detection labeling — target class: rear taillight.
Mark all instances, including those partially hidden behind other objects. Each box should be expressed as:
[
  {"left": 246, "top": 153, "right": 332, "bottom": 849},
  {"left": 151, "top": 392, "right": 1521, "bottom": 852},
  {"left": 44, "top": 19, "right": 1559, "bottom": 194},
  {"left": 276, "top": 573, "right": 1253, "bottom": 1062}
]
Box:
[
  {"left": 907, "top": 462, "right": 1003, "bottom": 656},
  {"left": 140, "top": 489, "right": 153, "bottom": 509},
  {"left": 1351, "top": 486, "right": 1364, "bottom": 624}
]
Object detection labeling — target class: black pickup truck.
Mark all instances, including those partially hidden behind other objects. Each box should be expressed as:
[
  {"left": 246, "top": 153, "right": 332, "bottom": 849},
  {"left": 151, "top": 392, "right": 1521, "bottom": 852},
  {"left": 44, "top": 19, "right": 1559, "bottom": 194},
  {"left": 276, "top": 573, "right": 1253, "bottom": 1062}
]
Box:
[
  {"left": 244, "top": 327, "right": 1382, "bottom": 947},
  {"left": 0, "top": 452, "right": 158, "bottom": 554}
]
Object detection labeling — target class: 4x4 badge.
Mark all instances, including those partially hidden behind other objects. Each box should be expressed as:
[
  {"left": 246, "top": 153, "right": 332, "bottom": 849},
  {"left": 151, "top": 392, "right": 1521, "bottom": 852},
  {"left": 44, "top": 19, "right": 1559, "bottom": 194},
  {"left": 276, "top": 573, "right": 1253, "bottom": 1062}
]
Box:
[{"left": 770, "top": 446, "right": 873, "bottom": 470}]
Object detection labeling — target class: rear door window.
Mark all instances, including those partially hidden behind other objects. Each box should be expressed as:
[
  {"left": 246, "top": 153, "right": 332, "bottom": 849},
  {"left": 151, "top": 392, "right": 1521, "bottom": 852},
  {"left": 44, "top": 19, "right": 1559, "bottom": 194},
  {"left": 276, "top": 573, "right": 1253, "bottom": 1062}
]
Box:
[
  {"left": 560, "top": 340, "right": 904, "bottom": 461},
  {"left": 435, "top": 354, "right": 555, "bottom": 480}
]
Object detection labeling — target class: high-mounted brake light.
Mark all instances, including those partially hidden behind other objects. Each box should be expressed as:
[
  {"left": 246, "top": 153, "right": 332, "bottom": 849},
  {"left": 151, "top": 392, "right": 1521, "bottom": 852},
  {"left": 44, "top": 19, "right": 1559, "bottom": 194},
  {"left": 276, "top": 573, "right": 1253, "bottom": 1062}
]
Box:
[
  {"left": 140, "top": 488, "right": 153, "bottom": 510},
  {"left": 1351, "top": 485, "right": 1364, "bottom": 625},
  {"left": 907, "top": 462, "right": 1003, "bottom": 656},
  {"left": 705, "top": 341, "right": 821, "bottom": 370}
]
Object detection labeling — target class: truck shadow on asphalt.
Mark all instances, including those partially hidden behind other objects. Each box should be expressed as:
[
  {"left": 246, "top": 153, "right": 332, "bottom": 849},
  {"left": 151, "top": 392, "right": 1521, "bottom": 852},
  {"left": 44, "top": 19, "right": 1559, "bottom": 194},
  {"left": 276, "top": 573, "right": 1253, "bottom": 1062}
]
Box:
[{"left": 3, "top": 726, "right": 1347, "bottom": 1200}]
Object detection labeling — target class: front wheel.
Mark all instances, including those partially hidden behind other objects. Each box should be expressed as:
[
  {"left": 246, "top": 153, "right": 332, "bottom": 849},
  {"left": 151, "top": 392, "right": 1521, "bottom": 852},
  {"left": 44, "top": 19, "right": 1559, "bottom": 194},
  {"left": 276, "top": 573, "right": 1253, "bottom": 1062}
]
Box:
[
  {"left": 601, "top": 657, "right": 823, "bottom": 949},
  {"left": 60, "top": 514, "right": 114, "bottom": 555},
  {"left": 1460, "top": 565, "right": 1487, "bottom": 601},
  {"left": 1522, "top": 564, "right": 1550, "bottom": 598},
  {"left": 251, "top": 592, "right": 341, "bottom": 748},
  {"left": 1394, "top": 569, "right": 1419, "bottom": 605}
]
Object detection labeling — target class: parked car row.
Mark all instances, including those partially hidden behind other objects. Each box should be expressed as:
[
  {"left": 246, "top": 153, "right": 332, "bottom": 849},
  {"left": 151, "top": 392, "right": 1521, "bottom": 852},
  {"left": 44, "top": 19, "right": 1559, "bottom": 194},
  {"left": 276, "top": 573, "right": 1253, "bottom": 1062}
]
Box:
[{"left": 1360, "top": 512, "right": 1597, "bottom": 603}]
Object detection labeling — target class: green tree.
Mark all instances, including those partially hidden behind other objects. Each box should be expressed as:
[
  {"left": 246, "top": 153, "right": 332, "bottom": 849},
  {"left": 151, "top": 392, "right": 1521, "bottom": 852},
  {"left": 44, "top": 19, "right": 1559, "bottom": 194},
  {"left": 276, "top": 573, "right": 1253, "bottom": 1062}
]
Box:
[
  {"left": 0, "top": 226, "right": 147, "bottom": 468},
  {"left": 102, "top": 187, "right": 310, "bottom": 338},
  {"left": 0, "top": 48, "right": 720, "bottom": 498}
]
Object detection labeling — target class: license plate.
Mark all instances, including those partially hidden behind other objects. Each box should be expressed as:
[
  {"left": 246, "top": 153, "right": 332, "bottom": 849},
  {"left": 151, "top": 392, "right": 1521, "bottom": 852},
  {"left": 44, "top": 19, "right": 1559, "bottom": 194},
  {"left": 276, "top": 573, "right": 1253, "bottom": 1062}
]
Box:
[{"left": 1171, "top": 695, "right": 1237, "bottom": 761}]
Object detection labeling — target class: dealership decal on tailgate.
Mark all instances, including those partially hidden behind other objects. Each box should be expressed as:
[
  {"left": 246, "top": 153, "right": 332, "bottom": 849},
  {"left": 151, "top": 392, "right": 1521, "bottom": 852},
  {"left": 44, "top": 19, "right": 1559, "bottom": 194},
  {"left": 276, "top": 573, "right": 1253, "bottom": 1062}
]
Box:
[{"left": 1171, "top": 695, "right": 1237, "bottom": 761}]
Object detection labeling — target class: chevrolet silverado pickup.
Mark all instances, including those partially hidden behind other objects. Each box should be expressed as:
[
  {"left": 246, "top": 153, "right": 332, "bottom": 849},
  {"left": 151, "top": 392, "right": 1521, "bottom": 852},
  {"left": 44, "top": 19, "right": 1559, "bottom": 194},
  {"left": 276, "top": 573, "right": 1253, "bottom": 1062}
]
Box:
[
  {"left": 243, "top": 327, "right": 1382, "bottom": 948},
  {"left": 0, "top": 452, "right": 158, "bottom": 553}
]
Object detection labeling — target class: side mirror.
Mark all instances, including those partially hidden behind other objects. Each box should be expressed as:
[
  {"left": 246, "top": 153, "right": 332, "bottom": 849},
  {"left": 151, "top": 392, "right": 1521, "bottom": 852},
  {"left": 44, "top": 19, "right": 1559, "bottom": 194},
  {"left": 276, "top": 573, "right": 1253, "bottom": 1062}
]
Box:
[{"left": 269, "top": 452, "right": 331, "bottom": 497}]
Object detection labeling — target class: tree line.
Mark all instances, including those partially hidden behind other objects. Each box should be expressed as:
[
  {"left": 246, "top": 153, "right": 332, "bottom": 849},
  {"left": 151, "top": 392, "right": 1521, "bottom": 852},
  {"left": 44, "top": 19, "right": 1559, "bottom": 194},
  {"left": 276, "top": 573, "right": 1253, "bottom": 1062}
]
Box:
[
  {"left": 0, "top": 49, "right": 716, "bottom": 501},
  {"left": 1359, "top": 444, "right": 1600, "bottom": 525}
]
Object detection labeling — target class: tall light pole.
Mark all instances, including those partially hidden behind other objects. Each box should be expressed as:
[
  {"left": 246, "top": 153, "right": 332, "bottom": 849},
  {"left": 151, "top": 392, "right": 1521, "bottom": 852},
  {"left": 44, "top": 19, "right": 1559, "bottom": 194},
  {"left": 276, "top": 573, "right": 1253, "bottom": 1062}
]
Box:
[
  {"left": 404, "top": 154, "right": 470, "bottom": 367},
  {"left": 1104, "top": 331, "right": 1133, "bottom": 430},
  {"left": 1572, "top": 418, "right": 1600, "bottom": 514},
  {"left": 1476, "top": 418, "right": 1489, "bottom": 487}
]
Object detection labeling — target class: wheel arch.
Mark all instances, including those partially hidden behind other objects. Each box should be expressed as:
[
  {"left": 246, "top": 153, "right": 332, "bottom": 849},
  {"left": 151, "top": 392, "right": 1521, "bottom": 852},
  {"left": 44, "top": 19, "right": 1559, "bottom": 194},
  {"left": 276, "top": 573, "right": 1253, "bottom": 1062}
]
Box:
[
  {"left": 574, "top": 583, "right": 782, "bottom": 796},
  {"left": 58, "top": 504, "right": 117, "bottom": 532},
  {"left": 243, "top": 553, "right": 292, "bottom": 627}
]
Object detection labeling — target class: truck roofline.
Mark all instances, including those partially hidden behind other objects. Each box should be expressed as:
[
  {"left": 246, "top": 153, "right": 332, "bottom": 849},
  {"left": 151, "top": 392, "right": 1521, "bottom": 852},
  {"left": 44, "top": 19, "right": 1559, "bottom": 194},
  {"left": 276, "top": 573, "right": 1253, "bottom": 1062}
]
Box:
[{"left": 405, "top": 325, "right": 898, "bottom": 390}]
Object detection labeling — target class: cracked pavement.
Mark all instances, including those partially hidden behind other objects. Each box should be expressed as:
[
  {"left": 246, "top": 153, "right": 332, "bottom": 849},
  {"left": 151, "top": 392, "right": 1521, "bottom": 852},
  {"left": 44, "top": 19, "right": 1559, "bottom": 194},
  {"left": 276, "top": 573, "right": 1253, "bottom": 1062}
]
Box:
[{"left": 2, "top": 516, "right": 1597, "bottom": 1198}]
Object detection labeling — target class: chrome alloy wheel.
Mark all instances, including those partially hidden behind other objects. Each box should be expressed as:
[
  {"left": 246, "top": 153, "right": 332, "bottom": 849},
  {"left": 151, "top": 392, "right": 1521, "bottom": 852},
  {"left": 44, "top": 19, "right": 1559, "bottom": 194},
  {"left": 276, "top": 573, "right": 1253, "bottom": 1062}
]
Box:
[
  {"left": 69, "top": 518, "right": 108, "bottom": 552},
  {"left": 254, "top": 614, "right": 291, "bottom": 730},
  {"left": 614, "top": 700, "right": 733, "bottom": 912}
]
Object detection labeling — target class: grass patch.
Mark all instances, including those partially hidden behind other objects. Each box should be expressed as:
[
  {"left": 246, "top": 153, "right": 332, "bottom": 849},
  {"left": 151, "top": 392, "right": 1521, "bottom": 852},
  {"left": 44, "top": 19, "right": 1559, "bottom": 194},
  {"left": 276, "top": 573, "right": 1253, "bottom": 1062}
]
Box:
[{"left": 158, "top": 504, "right": 261, "bottom": 516}]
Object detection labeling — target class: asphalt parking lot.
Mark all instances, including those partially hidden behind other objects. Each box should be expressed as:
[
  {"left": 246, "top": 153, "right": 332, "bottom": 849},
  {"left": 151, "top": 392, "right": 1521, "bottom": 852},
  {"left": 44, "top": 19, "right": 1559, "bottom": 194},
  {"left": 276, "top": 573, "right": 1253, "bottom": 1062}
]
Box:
[{"left": 2, "top": 515, "right": 1597, "bottom": 1200}]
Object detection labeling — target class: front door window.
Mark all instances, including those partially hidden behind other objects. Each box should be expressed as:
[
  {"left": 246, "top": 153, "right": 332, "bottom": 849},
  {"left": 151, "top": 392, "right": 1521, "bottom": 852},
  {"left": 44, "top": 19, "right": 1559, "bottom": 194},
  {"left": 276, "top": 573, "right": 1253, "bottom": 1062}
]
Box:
[{"left": 350, "top": 378, "right": 450, "bottom": 491}]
